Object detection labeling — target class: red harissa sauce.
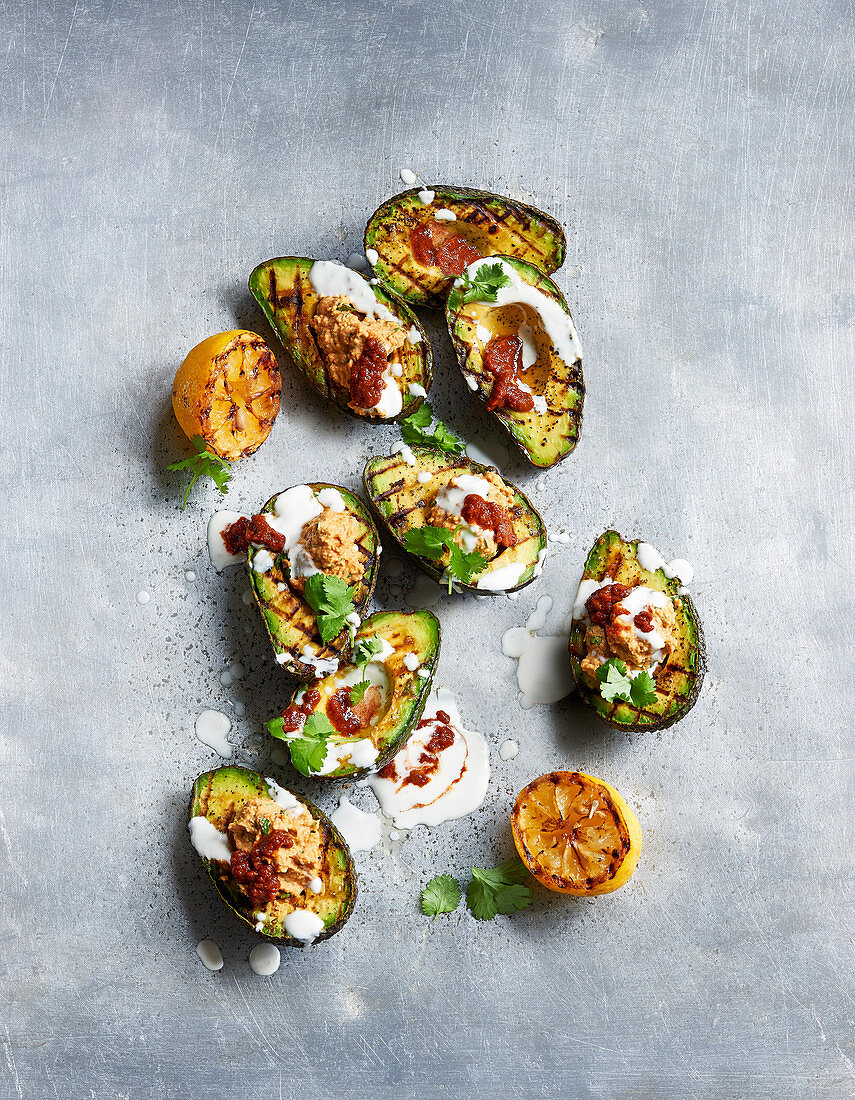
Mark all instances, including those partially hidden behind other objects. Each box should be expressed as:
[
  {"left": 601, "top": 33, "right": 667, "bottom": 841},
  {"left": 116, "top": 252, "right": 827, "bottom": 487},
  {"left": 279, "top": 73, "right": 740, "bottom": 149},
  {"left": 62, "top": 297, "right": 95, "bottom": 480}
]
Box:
[
  {"left": 326, "top": 688, "right": 364, "bottom": 736},
  {"left": 278, "top": 689, "right": 321, "bottom": 735},
  {"left": 410, "top": 223, "right": 481, "bottom": 277},
  {"left": 400, "top": 712, "right": 456, "bottom": 789},
  {"left": 461, "top": 495, "right": 517, "bottom": 548},
  {"left": 585, "top": 583, "right": 632, "bottom": 630},
  {"left": 222, "top": 514, "right": 287, "bottom": 557},
  {"left": 482, "top": 336, "right": 535, "bottom": 413},
  {"left": 349, "top": 336, "right": 389, "bottom": 409},
  {"left": 230, "top": 829, "right": 293, "bottom": 904}
]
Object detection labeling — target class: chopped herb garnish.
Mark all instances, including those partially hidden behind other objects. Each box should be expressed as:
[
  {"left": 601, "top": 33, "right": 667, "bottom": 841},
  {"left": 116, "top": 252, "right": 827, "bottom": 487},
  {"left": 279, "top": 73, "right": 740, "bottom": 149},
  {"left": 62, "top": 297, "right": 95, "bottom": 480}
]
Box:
[
  {"left": 167, "top": 435, "right": 232, "bottom": 510},
  {"left": 303, "top": 573, "right": 356, "bottom": 643},
  {"left": 421, "top": 874, "right": 462, "bottom": 919},
  {"left": 401, "top": 525, "right": 488, "bottom": 592},
  {"left": 401, "top": 402, "right": 466, "bottom": 457},
  {"left": 447, "top": 261, "right": 511, "bottom": 310},
  {"left": 260, "top": 817, "right": 271, "bottom": 836},
  {"left": 596, "top": 659, "right": 658, "bottom": 707},
  {"left": 348, "top": 634, "right": 385, "bottom": 704},
  {"left": 266, "top": 711, "right": 336, "bottom": 775}
]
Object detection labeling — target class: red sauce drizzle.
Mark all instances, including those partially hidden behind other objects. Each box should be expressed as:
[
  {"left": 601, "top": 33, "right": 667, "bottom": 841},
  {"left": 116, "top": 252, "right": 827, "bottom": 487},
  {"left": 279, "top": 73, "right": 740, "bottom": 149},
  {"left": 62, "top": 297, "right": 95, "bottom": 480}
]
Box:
[
  {"left": 634, "top": 608, "right": 655, "bottom": 633},
  {"left": 409, "top": 222, "right": 481, "bottom": 276},
  {"left": 401, "top": 712, "right": 456, "bottom": 789},
  {"left": 222, "top": 514, "right": 287, "bottom": 557},
  {"left": 461, "top": 495, "right": 517, "bottom": 548},
  {"left": 349, "top": 335, "right": 389, "bottom": 409},
  {"left": 230, "top": 829, "right": 293, "bottom": 904},
  {"left": 482, "top": 336, "right": 535, "bottom": 413},
  {"left": 585, "top": 583, "right": 632, "bottom": 628},
  {"left": 326, "top": 687, "right": 364, "bottom": 736},
  {"left": 278, "top": 688, "right": 321, "bottom": 734}
]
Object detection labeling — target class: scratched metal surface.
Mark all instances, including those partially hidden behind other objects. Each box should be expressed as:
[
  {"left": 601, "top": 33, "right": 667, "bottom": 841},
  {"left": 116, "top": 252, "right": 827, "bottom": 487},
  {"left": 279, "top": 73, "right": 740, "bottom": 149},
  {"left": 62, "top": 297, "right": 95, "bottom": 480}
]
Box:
[{"left": 1, "top": 0, "right": 853, "bottom": 1097}]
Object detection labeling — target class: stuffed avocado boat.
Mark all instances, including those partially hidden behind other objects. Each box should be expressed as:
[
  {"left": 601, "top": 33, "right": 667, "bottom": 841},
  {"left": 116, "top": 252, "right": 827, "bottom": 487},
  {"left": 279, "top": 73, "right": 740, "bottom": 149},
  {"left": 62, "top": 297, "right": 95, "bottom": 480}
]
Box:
[
  {"left": 248, "top": 257, "right": 431, "bottom": 423},
  {"left": 364, "top": 186, "right": 565, "bottom": 310},
  {"left": 568, "top": 532, "right": 705, "bottom": 731},
  {"left": 363, "top": 446, "right": 546, "bottom": 594},
  {"left": 268, "top": 610, "right": 440, "bottom": 779},
  {"left": 446, "top": 256, "right": 584, "bottom": 468},
  {"left": 215, "top": 483, "right": 379, "bottom": 679},
  {"left": 189, "top": 767, "right": 356, "bottom": 945}
]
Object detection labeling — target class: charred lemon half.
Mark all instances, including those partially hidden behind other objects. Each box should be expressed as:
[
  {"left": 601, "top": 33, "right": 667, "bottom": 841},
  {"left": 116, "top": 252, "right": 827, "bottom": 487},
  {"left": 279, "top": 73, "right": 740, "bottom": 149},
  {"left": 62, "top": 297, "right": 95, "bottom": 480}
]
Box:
[
  {"left": 512, "top": 771, "right": 641, "bottom": 896},
  {"left": 172, "top": 330, "right": 281, "bottom": 460}
]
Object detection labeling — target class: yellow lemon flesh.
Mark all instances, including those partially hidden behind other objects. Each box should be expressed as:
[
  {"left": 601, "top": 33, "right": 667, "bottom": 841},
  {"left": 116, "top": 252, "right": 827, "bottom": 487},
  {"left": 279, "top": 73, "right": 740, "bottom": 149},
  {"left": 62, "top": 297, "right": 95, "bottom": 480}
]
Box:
[
  {"left": 512, "top": 770, "right": 642, "bottom": 895},
  {"left": 172, "top": 330, "right": 281, "bottom": 461}
]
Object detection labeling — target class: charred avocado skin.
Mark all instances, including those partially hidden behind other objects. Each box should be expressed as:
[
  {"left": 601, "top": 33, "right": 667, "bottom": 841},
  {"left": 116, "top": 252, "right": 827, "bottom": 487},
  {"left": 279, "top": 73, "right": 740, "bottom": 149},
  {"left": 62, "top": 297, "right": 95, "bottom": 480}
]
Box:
[
  {"left": 569, "top": 531, "right": 706, "bottom": 731},
  {"left": 364, "top": 187, "right": 566, "bottom": 309},
  {"left": 247, "top": 257, "right": 431, "bottom": 422},
  {"left": 446, "top": 256, "right": 584, "bottom": 469},
  {"left": 363, "top": 446, "right": 546, "bottom": 594},
  {"left": 277, "top": 610, "right": 441, "bottom": 780},
  {"left": 247, "top": 483, "right": 379, "bottom": 680},
  {"left": 190, "top": 766, "right": 357, "bottom": 945}
]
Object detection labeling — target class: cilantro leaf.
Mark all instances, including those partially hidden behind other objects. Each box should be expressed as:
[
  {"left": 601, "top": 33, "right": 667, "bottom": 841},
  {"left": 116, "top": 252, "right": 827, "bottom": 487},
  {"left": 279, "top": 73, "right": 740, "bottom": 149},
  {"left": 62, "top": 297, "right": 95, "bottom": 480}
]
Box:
[
  {"left": 421, "top": 874, "right": 462, "bottom": 919},
  {"left": 466, "top": 859, "right": 532, "bottom": 921},
  {"left": 446, "top": 543, "right": 489, "bottom": 587},
  {"left": 279, "top": 711, "right": 336, "bottom": 776},
  {"left": 348, "top": 679, "right": 369, "bottom": 705},
  {"left": 401, "top": 402, "right": 466, "bottom": 457},
  {"left": 353, "top": 635, "right": 384, "bottom": 666},
  {"left": 167, "top": 435, "right": 232, "bottom": 510},
  {"left": 596, "top": 658, "right": 633, "bottom": 703},
  {"left": 630, "top": 669, "right": 658, "bottom": 708},
  {"left": 303, "top": 573, "right": 356, "bottom": 643},
  {"left": 447, "top": 262, "right": 511, "bottom": 310},
  {"left": 260, "top": 817, "right": 271, "bottom": 836},
  {"left": 401, "top": 526, "right": 488, "bottom": 592}
]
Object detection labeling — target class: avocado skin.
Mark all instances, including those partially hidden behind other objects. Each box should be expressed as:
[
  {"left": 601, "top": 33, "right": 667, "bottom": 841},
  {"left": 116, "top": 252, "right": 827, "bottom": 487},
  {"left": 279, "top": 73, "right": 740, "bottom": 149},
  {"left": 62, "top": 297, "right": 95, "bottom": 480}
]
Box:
[
  {"left": 190, "top": 766, "right": 357, "bottom": 946},
  {"left": 247, "top": 483, "right": 380, "bottom": 680},
  {"left": 279, "top": 609, "right": 441, "bottom": 780},
  {"left": 364, "top": 186, "right": 566, "bottom": 310},
  {"left": 568, "top": 531, "right": 706, "bottom": 732},
  {"left": 248, "top": 256, "right": 431, "bottom": 423},
  {"left": 363, "top": 445, "right": 547, "bottom": 595},
  {"left": 445, "top": 256, "right": 584, "bottom": 469}
]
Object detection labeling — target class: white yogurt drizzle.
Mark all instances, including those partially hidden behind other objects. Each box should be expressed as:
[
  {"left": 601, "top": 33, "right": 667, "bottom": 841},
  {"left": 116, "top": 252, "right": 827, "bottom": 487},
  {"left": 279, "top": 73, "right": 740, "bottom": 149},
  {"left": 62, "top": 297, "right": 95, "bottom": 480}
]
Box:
[
  {"left": 462, "top": 257, "right": 582, "bottom": 367},
  {"left": 196, "top": 940, "right": 224, "bottom": 971},
  {"left": 309, "top": 260, "right": 401, "bottom": 326},
  {"left": 399, "top": 168, "right": 419, "bottom": 185},
  {"left": 207, "top": 511, "right": 247, "bottom": 570},
  {"left": 476, "top": 561, "right": 527, "bottom": 592},
  {"left": 195, "top": 710, "right": 233, "bottom": 758},
  {"left": 249, "top": 943, "right": 281, "bottom": 974},
  {"left": 407, "top": 382, "right": 427, "bottom": 397},
  {"left": 391, "top": 440, "right": 417, "bottom": 465},
  {"left": 501, "top": 595, "right": 575, "bottom": 708},
  {"left": 499, "top": 739, "right": 519, "bottom": 760},
  {"left": 364, "top": 689, "right": 489, "bottom": 829},
  {"left": 365, "top": 247, "right": 379, "bottom": 266},
  {"left": 188, "top": 817, "right": 232, "bottom": 863},
  {"left": 434, "top": 208, "right": 456, "bottom": 221},
  {"left": 330, "top": 795, "right": 382, "bottom": 852},
  {"left": 636, "top": 542, "right": 695, "bottom": 585},
  {"left": 283, "top": 910, "right": 325, "bottom": 945}
]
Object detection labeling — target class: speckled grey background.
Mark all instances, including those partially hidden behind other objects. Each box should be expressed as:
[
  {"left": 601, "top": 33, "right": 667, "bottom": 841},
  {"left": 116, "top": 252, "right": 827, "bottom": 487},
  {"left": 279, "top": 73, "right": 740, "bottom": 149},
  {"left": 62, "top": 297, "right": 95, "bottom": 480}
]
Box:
[{"left": 1, "top": 1, "right": 853, "bottom": 1097}]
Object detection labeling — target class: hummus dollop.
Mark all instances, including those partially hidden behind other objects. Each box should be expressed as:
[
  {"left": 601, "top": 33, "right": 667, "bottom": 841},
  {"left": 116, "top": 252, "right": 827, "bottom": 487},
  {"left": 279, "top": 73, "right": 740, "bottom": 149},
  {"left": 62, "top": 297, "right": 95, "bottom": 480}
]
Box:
[
  {"left": 300, "top": 509, "right": 365, "bottom": 585},
  {"left": 580, "top": 584, "right": 678, "bottom": 681}
]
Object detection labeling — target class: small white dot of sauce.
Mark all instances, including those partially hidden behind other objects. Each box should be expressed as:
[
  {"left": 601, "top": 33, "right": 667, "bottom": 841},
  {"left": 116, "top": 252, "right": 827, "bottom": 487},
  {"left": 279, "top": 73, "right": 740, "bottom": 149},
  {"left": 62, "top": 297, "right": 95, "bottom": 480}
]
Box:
[
  {"left": 499, "top": 739, "right": 519, "bottom": 761},
  {"left": 136, "top": 591, "right": 150, "bottom": 605},
  {"left": 232, "top": 700, "right": 246, "bottom": 717},
  {"left": 389, "top": 830, "right": 401, "bottom": 841},
  {"left": 184, "top": 570, "right": 196, "bottom": 582},
  {"left": 249, "top": 943, "right": 281, "bottom": 976},
  {"left": 196, "top": 939, "right": 223, "bottom": 971}
]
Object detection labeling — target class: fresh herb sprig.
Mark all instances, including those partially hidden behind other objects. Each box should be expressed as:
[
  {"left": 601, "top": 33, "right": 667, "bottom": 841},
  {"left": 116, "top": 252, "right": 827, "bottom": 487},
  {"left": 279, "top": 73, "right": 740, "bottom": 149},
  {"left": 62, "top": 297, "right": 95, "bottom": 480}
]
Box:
[
  {"left": 303, "top": 573, "right": 356, "bottom": 643},
  {"left": 167, "top": 435, "right": 232, "bottom": 510},
  {"left": 349, "top": 635, "right": 384, "bottom": 704},
  {"left": 401, "top": 526, "right": 488, "bottom": 592},
  {"left": 596, "top": 659, "right": 658, "bottom": 707},
  {"left": 421, "top": 874, "right": 462, "bottom": 919},
  {"left": 447, "top": 261, "right": 511, "bottom": 310},
  {"left": 266, "top": 711, "right": 335, "bottom": 776},
  {"left": 401, "top": 402, "right": 466, "bottom": 457}
]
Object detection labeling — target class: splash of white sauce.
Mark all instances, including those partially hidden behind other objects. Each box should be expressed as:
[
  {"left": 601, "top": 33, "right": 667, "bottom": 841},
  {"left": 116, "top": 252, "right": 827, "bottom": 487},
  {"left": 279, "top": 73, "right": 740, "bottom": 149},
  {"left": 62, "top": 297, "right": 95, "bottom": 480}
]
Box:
[
  {"left": 636, "top": 542, "right": 694, "bottom": 585},
  {"left": 263, "top": 776, "right": 301, "bottom": 812},
  {"left": 499, "top": 739, "right": 519, "bottom": 760},
  {"left": 331, "top": 795, "right": 382, "bottom": 852},
  {"left": 316, "top": 487, "right": 346, "bottom": 512},
  {"left": 365, "top": 247, "right": 379, "bottom": 266},
  {"left": 406, "top": 325, "right": 422, "bottom": 344},
  {"left": 309, "top": 260, "right": 401, "bottom": 326},
  {"left": 573, "top": 576, "right": 672, "bottom": 675},
  {"left": 283, "top": 910, "right": 325, "bottom": 945},
  {"left": 185, "top": 570, "right": 196, "bottom": 582},
  {"left": 501, "top": 596, "right": 574, "bottom": 708},
  {"left": 299, "top": 646, "right": 340, "bottom": 679},
  {"left": 391, "top": 440, "right": 417, "bottom": 465},
  {"left": 196, "top": 940, "right": 223, "bottom": 971},
  {"left": 195, "top": 710, "right": 233, "bottom": 758},
  {"left": 364, "top": 689, "right": 489, "bottom": 829},
  {"left": 136, "top": 591, "right": 150, "bottom": 605},
  {"left": 477, "top": 561, "right": 527, "bottom": 592},
  {"left": 461, "top": 257, "right": 582, "bottom": 367},
  {"left": 418, "top": 189, "right": 435, "bottom": 205},
  {"left": 308, "top": 876, "right": 323, "bottom": 894},
  {"left": 399, "top": 168, "right": 418, "bottom": 185},
  {"left": 249, "top": 943, "right": 281, "bottom": 974},
  {"left": 417, "top": 471, "right": 432, "bottom": 484},
  {"left": 352, "top": 367, "right": 403, "bottom": 418},
  {"left": 434, "top": 208, "right": 456, "bottom": 221},
  {"left": 207, "top": 510, "right": 247, "bottom": 570},
  {"left": 188, "top": 817, "right": 231, "bottom": 862},
  {"left": 408, "top": 382, "right": 427, "bottom": 397}
]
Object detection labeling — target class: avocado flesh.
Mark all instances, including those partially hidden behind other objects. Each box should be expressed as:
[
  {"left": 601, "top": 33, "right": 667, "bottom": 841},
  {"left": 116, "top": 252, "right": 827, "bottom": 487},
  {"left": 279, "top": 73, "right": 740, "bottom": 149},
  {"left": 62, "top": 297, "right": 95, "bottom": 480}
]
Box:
[
  {"left": 278, "top": 610, "right": 441, "bottom": 779},
  {"left": 190, "top": 766, "right": 357, "bottom": 944},
  {"left": 248, "top": 256, "right": 431, "bottom": 422},
  {"left": 568, "top": 531, "right": 705, "bottom": 731},
  {"left": 446, "top": 256, "right": 584, "bottom": 469},
  {"left": 247, "top": 484, "right": 379, "bottom": 680},
  {"left": 364, "top": 187, "right": 566, "bottom": 309},
  {"left": 363, "top": 446, "right": 546, "bottom": 594}
]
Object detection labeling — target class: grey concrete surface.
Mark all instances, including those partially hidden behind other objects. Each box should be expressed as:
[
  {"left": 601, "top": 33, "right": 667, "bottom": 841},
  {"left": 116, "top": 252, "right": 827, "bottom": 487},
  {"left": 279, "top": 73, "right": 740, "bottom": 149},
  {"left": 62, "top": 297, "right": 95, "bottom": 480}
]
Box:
[{"left": 1, "top": 1, "right": 853, "bottom": 1097}]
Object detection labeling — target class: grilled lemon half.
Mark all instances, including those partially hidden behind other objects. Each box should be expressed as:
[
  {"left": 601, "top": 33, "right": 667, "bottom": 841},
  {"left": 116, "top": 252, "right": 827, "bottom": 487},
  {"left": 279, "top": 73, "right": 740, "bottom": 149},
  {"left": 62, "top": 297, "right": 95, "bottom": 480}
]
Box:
[
  {"left": 512, "top": 771, "right": 641, "bottom": 895},
  {"left": 172, "top": 330, "right": 281, "bottom": 460}
]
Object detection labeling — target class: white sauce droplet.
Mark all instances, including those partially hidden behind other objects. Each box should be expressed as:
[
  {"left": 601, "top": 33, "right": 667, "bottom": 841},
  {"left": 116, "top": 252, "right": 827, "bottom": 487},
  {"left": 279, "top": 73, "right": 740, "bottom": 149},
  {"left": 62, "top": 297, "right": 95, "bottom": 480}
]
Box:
[
  {"left": 308, "top": 876, "right": 323, "bottom": 894},
  {"left": 434, "top": 208, "right": 456, "bottom": 221},
  {"left": 188, "top": 817, "right": 232, "bottom": 862},
  {"left": 418, "top": 188, "right": 435, "bottom": 205},
  {"left": 406, "top": 325, "right": 422, "bottom": 344},
  {"left": 364, "top": 690, "right": 489, "bottom": 829},
  {"left": 249, "top": 943, "right": 281, "bottom": 975},
  {"left": 476, "top": 561, "right": 527, "bottom": 592},
  {"left": 417, "top": 470, "right": 432, "bottom": 484},
  {"left": 316, "top": 487, "right": 346, "bottom": 512},
  {"left": 391, "top": 440, "right": 417, "bottom": 465},
  {"left": 365, "top": 247, "right": 379, "bottom": 265},
  {"left": 196, "top": 940, "right": 223, "bottom": 971},
  {"left": 407, "top": 382, "right": 427, "bottom": 397},
  {"left": 501, "top": 596, "right": 574, "bottom": 708},
  {"left": 195, "top": 710, "right": 233, "bottom": 758},
  {"left": 136, "top": 591, "right": 150, "bottom": 605},
  {"left": 399, "top": 167, "right": 418, "bottom": 185},
  {"left": 184, "top": 570, "right": 196, "bottom": 582},
  {"left": 403, "top": 653, "right": 420, "bottom": 672},
  {"left": 309, "top": 260, "right": 401, "bottom": 326},
  {"left": 499, "top": 739, "right": 519, "bottom": 760},
  {"left": 283, "top": 910, "right": 325, "bottom": 945},
  {"left": 331, "top": 795, "right": 382, "bottom": 852}
]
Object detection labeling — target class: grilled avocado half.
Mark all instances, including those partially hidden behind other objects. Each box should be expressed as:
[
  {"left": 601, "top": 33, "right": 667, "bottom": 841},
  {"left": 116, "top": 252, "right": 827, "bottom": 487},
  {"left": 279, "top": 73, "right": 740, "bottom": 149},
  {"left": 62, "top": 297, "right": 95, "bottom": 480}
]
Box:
[
  {"left": 270, "top": 610, "right": 440, "bottom": 780},
  {"left": 569, "top": 531, "right": 705, "bottom": 731},
  {"left": 364, "top": 186, "right": 566, "bottom": 310},
  {"left": 248, "top": 257, "right": 431, "bottom": 422},
  {"left": 446, "top": 256, "right": 584, "bottom": 469},
  {"left": 363, "top": 446, "right": 547, "bottom": 594},
  {"left": 248, "top": 484, "right": 379, "bottom": 679},
  {"left": 190, "top": 766, "right": 356, "bottom": 944}
]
